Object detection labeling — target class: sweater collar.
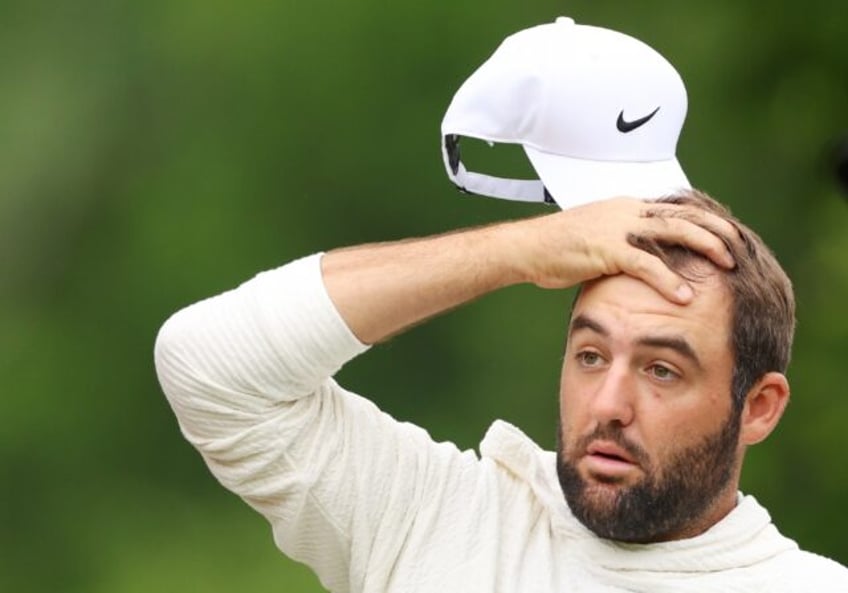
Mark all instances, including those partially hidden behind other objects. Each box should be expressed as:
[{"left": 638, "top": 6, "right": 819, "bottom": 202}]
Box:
[{"left": 479, "top": 420, "right": 798, "bottom": 572}]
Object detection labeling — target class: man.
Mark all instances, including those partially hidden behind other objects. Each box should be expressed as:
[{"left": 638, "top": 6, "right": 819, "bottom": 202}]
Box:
[
  {"left": 155, "top": 191, "right": 848, "bottom": 592},
  {"left": 154, "top": 18, "right": 848, "bottom": 593}
]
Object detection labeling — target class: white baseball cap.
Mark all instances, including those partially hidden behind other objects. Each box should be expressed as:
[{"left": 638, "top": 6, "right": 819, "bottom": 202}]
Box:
[{"left": 441, "top": 17, "right": 691, "bottom": 208}]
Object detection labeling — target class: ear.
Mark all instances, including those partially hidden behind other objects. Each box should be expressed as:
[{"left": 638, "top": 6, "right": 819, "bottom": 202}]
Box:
[{"left": 740, "top": 372, "right": 790, "bottom": 446}]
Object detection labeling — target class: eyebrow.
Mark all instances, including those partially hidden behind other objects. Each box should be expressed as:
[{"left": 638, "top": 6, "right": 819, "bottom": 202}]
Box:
[
  {"left": 636, "top": 336, "right": 703, "bottom": 369},
  {"left": 569, "top": 313, "right": 703, "bottom": 369},
  {"left": 569, "top": 314, "right": 609, "bottom": 337}
]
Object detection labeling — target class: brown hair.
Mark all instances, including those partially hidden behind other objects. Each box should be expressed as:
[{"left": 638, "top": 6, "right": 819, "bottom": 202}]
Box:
[{"left": 632, "top": 189, "right": 796, "bottom": 411}]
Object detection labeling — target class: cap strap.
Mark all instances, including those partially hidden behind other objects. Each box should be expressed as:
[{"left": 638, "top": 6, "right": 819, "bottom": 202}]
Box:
[{"left": 442, "top": 135, "right": 554, "bottom": 204}]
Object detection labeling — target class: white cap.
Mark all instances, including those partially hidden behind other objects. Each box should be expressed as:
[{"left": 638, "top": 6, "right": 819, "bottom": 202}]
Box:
[{"left": 441, "top": 17, "right": 691, "bottom": 208}]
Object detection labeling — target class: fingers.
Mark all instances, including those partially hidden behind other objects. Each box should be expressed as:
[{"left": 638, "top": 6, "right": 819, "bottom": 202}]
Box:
[
  {"left": 642, "top": 202, "right": 742, "bottom": 243},
  {"left": 523, "top": 196, "right": 741, "bottom": 302},
  {"left": 620, "top": 236, "right": 696, "bottom": 304},
  {"left": 621, "top": 201, "right": 743, "bottom": 303},
  {"left": 639, "top": 205, "right": 738, "bottom": 269}
]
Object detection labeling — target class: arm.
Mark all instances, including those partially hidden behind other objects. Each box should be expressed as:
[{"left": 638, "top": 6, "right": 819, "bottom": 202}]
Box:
[
  {"left": 153, "top": 196, "right": 736, "bottom": 590},
  {"left": 323, "top": 196, "right": 737, "bottom": 344}
]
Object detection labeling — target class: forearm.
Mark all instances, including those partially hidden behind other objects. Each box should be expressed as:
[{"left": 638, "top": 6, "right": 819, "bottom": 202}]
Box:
[
  {"left": 322, "top": 221, "right": 528, "bottom": 344},
  {"left": 322, "top": 197, "right": 740, "bottom": 345}
]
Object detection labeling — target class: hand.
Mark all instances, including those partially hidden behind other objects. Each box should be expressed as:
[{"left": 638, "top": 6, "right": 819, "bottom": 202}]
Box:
[
  {"left": 505, "top": 196, "right": 740, "bottom": 304},
  {"left": 323, "top": 194, "right": 740, "bottom": 344}
]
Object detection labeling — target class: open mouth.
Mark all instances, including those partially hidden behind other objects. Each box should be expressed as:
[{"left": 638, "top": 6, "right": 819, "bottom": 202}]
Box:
[
  {"left": 586, "top": 441, "right": 635, "bottom": 465},
  {"left": 592, "top": 451, "right": 629, "bottom": 462},
  {"left": 582, "top": 441, "right": 641, "bottom": 479}
]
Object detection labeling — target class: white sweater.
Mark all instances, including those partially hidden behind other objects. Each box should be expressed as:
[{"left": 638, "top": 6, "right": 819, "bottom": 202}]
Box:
[{"left": 154, "top": 253, "right": 848, "bottom": 593}]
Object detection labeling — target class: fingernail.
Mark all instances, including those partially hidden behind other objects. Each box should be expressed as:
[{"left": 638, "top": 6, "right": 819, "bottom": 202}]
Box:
[{"left": 676, "top": 284, "right": 694, "bottom": 301}]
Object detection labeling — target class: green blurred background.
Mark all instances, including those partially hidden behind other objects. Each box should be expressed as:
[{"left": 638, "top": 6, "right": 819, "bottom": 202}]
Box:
[{"left": 2, "top": 1, "right": 847, "bottom": 591}]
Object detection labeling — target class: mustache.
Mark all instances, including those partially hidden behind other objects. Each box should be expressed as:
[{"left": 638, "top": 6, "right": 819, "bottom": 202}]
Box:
[{"left": 572, "top": 424, "right": 651, "bottom": 467}]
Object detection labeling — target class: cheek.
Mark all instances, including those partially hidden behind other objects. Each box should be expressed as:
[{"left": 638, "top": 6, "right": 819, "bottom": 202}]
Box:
[
  {"left": 558, "top": 363, "right": 573, "bottom": 411},
  {"left": 646, "top": 418, "right": 685, "bottom": 461},
  {"left": 558, "top": 365, "right": 594, "bottom": 434},
  {"left": 648, "top": 396, "right": 730, "bottom": 459}
]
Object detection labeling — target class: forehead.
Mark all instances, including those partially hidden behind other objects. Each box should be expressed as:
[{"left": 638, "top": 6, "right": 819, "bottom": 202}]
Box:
[{"left": 570, "top": 272, "right": 732, "bottom": 347}]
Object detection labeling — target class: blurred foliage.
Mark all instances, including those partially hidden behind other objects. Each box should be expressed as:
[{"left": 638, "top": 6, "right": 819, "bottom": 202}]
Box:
[{"left": 1, "top": 1, "right": 847, "bottom": 591}]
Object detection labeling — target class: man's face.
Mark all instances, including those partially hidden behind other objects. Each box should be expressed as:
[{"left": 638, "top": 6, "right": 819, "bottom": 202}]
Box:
[{"left": 557, "top": 270, "right": 741, "bottom": 543}]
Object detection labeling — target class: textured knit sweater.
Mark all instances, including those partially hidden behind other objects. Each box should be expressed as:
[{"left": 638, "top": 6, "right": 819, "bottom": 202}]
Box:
[{"left": 154, "top": 253, "right": 848, "bottom": 593}]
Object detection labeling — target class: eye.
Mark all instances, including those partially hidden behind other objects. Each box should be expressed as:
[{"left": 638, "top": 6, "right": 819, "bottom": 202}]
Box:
[
  {"left": 647, "top": 363, "right": 680, "bottom": 382},
  {"left": 576, "top": 350, "right": 605, "bottom": 368}
]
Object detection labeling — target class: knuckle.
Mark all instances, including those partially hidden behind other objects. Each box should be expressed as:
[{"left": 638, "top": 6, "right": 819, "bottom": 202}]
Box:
[{"left": 625, "top": 250, "right": 653, "bottom": 276}]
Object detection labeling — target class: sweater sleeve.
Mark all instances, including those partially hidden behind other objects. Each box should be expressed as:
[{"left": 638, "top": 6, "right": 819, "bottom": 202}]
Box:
[
  {"left": 154, "top": 253, "right": 369, "bottom": 431},
  {"left": 153, "top": 253, "right": 483, "bottom": 593}
]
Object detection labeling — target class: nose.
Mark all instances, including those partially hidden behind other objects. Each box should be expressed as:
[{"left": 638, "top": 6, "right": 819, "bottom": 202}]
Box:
[{"left": 589, "top": 364, "right": 636, "bottom": 427}]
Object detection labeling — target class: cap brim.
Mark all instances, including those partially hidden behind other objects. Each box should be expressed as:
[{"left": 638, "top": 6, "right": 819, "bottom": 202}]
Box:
[{"left": 524, "top": 145, "right": 691, "bottom": 209}]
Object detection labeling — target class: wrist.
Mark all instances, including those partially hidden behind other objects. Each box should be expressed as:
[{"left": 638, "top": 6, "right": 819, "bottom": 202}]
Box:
[{"left": 473, "top": 220, "right": 539, "bottom": 288}]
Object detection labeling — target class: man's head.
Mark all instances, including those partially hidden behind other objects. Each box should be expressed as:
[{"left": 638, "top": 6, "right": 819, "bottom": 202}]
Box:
[{"left": 556, "top": 189, "right": 795, "bottom": 543}]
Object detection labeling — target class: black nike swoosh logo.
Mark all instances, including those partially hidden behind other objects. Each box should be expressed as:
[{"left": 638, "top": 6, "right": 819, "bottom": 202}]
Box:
[{"left": 616, "top": 107, "right": 661, "bottom": 133}]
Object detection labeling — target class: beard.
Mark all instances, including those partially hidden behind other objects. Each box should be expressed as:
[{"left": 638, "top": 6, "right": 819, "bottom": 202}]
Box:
[{"left": 556, "top": 410, "right": 741, "bottom": 544}]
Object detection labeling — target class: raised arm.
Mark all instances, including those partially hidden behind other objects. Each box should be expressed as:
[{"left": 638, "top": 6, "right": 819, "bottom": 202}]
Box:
[{"left": 323, "top": 196, "right": 738, "bottom": 345}]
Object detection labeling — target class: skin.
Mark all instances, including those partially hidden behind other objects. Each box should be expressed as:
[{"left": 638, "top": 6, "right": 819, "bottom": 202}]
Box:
[{"left": 558, "top": 270, "right": 790, "bottom": 541}]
